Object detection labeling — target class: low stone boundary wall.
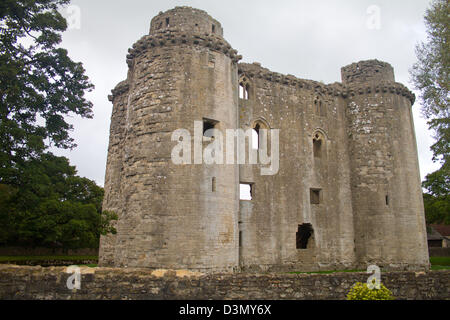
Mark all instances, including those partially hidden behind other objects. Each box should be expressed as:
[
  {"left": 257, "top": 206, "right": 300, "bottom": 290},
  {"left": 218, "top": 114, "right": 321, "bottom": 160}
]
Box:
[{"left": 0, "top": 265, "right": 448, "bottom": 300}]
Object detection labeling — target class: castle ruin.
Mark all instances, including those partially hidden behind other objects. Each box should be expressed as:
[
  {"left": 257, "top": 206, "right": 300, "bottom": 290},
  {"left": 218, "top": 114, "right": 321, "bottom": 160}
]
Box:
[{"left": 99, "top": 7, "right": 429, "bottom": 272}]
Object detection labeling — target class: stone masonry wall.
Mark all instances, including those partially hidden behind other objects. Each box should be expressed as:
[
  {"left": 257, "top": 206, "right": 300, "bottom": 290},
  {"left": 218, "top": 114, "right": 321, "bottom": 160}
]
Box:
[{"left": 0, "top": 265, "right": 448, "bottom": 300}]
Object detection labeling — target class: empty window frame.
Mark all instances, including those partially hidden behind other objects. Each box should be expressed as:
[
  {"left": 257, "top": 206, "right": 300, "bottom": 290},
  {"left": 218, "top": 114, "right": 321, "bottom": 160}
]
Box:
[
  {"left": 239, "top": 77, "right": 250, "bottom": 100},
  {"left": 240, "top": 183, "right": 253, "bottom": 201},
  {"left": 296, "top": 223, "right": 314, "bottom": 249},
  {"left": 212, "top": 24, "right": 216, "bottom": 33},
  {"left": 252, "top": 123, "right": 260, "bottom": 150},
  {"left": 313, "top": 133, "right": 323, "bottom": 158},
  {"left": 212, "top": 177, "right": 217, "bottom": 192},
  {"left": 310, "top": 188, "right": 322, "bottom": 205},
  {"left": 166, "top": 18, "right": 170, "bottom": 27}
]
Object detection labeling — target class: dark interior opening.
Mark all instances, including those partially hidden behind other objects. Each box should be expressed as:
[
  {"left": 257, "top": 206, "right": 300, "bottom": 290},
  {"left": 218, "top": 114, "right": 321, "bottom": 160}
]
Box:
[
  {"left": 203, "top": 118, "right": 218, "bottom": 137},
  {"left": 310, "top": 189, "right": 322, "bottom": 205},
  {"left": 313, "top": 137, "right": 322, "bottom": 158},
  {"left": 296, "top": 223, "right": 314, "bottom": 249}
]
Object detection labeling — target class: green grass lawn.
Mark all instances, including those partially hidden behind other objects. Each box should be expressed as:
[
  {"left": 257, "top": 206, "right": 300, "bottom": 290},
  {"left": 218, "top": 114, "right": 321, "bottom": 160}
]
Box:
[
  {"left": 289, "top": 257, "right": 450, "bottom": 274},
  {"left": 430, "top": 256, "right": 450, "bottom": 266},
  {"left": 0, "top": 256, "right": 449, "bottom": 271},
  {"left": 430, "top": 256, "right": 450, "bottom": 270}
]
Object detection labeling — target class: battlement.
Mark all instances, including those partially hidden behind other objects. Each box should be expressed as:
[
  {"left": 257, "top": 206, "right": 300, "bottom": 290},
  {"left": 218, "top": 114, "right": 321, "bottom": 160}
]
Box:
[
  {"left": 341, "top": 59, "right": 395, "bottom": 84},
  {"left": 149, "top": 6, "right": 223, "bottom": 37},
  {"left": 238, "top": 62, "right": 415, "bottom": 104}
]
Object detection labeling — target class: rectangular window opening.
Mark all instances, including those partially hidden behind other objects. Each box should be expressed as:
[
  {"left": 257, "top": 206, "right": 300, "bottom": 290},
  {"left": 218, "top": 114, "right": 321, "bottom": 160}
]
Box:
[
  {"left": 310, "top": 189, "right": 322, "bottom": 205},
  {"left": 166, "top": 18, "right": 170, "bottom": 27},
  {"left": 240, "top": 183, "right": 253, "bottom": 201},
  {"left": 212, "top": 24, "right": 216, "bottom": 33},
  {"left": 386, "top": 195, "right": 389, "bottom": 206},
  {"left": 212, "top": 177, "right": 216, "bottom": 192}
]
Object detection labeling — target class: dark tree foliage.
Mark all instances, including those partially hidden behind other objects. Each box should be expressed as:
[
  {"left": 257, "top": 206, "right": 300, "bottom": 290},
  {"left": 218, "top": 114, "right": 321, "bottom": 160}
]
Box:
[
  {"left": 410, "top": 0, "right": 449, "bottom": 225},
  {"left": 0, "top": 0, "right": 94, "bottom": 181},
  {"left": 0, "top": 153, "right": 117, "bottom": 248},
  {"left": 0, "top": 0, "right": 116, "bottom": 248}
]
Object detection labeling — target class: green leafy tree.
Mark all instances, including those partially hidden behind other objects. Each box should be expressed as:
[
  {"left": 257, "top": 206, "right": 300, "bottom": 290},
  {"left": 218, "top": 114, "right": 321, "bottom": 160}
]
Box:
[
  {"left": 0, "top": 153, "right": 117, "bottom": 248},
  {"left": 410, "top": 0, "right": 449, "bottom": 224},
  {"left": 0, "top": 0, "right": 117, "bottom": 248},
  {"left": 0, "top": 0, "right": 94, "bottom": 182}
]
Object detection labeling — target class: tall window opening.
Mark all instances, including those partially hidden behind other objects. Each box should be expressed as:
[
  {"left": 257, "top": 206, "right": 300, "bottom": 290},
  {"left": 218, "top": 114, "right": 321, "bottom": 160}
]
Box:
[
  {"left": 212, "top": 24, "right": 216, "bottom": 33},
  {"left": 296, "top": 224, "right": 314, "bottom": 249},
  {"left": 239, "top": 77, "right": 250, "bottom": 100},
  {"left": 166, "top": 18, "right": 170, "bottom": 27},
  {"left": 313, "top": 133, "right": 323, "bottom": 158},
  {"left": 252, "top": 123, "right": 260, "bottom": 150}
]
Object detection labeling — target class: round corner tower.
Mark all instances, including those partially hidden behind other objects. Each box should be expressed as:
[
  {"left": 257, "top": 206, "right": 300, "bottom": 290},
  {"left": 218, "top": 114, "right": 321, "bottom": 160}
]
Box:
[
  {"left": 99, "top": 7, "right": 241, "bottom": 271},
  {"left": 342, "top": 59, "right": 429, "bottom": 270}
]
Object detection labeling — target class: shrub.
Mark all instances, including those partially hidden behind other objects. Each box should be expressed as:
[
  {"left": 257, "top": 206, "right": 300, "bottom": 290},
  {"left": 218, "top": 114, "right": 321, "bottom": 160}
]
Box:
[{"left": 347, "top": 282, "right": 395, "bottom": 300}]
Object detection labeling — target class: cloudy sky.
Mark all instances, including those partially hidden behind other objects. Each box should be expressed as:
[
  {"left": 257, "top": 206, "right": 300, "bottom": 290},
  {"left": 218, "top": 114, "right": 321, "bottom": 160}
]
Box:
[{"left": 53, "top": 0, "right": 440, "bottom": 186}]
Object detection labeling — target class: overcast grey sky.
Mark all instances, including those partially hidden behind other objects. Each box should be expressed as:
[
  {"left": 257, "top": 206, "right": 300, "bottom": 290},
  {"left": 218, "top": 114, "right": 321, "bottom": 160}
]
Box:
[{"left": 52, "top": 0, "right": 439, "bottom": 186}]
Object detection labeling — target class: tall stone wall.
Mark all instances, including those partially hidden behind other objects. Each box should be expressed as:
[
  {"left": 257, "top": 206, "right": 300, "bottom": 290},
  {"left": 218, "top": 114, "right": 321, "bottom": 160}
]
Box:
[
  {"left": 237, "top": 63, "right": 355, "bottom": 272},
  {"left": 0, "top": 266, "right": 448, "bottom": 300},
  {"left": 100, "top": 7, "right": 242, "bottom": 272},
  {"left": 343, "top": 61, "right": 429, "bottom": 270}
]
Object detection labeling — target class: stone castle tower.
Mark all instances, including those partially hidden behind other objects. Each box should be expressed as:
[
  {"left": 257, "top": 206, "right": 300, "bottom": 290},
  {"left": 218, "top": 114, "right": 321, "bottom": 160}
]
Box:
[{"left": 99, "top": 7, "right": 429, "bottom": 272}]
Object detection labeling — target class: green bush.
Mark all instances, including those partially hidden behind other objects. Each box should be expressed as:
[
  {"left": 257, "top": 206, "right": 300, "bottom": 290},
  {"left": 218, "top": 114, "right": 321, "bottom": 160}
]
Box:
[{"left": 347, "top": 282, "right": 395, "bottom": 300}]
